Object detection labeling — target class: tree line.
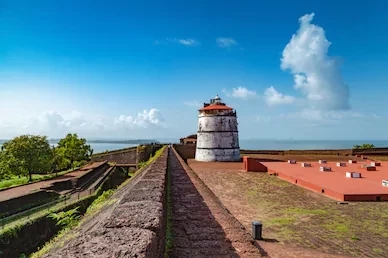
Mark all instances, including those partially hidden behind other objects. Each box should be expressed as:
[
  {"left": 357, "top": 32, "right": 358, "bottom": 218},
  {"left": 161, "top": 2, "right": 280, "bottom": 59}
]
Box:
[
  {"left": 352, "top": 143, "right": 375, "bottom": 150},
  {"left": 0, "top": 133, "right": 93, "bottom": 181}
]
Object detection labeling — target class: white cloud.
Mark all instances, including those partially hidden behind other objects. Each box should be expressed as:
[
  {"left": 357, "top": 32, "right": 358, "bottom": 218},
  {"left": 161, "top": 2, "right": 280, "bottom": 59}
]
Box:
[
  {"left": 264, "top": 86, "right": 295, "bottom": 106},
  {"left": 281, "top": 13, "right": 350, "bottom": 111},
  {"left": 216, "top": 37, "right": 238, "bottom": 48},
  {"left": 1, "top": 108, "right": 166, "bottom": 139},
  {"left": 114, "top": 108, "right": 165, "bottom": 129},
  {"left": 184, "top": 100, "right": 202, "bottom": 107},
  {"left": 177, "top": 39, "right": 199, "bottom": 46},
  {"left": 223, "top": 86, "right": 256, "bottom": 99},
  {"left": 154, "top": 38, "right": 200, "bottom": 46}
]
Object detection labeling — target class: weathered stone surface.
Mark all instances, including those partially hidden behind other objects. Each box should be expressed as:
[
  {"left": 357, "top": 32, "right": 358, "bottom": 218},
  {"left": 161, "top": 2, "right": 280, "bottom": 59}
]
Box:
[
  {"left": 120, "top": 189, "right": 164, "bottom": 204},
  {"left": 44, "top": 227, "right": 157, "bottom": 258},
  {"left": 142, "top": 172, "right": 166, "bottom": 181},
  {"left": 104, "top": 201, "right": 163, "bottom": 236},
  {"left": 132, "top": 179, "right": 164, "bottom": 191}
]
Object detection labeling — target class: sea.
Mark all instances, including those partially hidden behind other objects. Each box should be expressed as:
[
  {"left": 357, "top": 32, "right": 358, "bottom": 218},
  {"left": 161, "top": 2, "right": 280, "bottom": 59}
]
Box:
[{"left": 1, "top": 140, "right": 388, "bottom": 154}]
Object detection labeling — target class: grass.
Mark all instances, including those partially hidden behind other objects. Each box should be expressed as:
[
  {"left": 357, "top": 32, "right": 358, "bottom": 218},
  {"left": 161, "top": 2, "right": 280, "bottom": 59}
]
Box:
[
  {"left": 86, "top": 189, "right": 115, "bottom": 214},
  {"left": 269, "top": 217, "right": 296, "bottom": 226},
  {"left": 0, "top": 169, "right": 74, "bottom": 191},
  {"left": 373, "top": 248, "right": 384, "bottom": 254},
  {"left": 324, "top": 221, "right": 350, "bottom": 234},
  {"left": 30, "top": 190, "right": 115, "bottom": 258},
  {"left": 164, "top": 155, "right": 173, "bottom": 258},
  {"left": 368, "top": 156, "right": 388, "bottom": 161},
  {"left": 0, "top": 195, "right": 72, "bottom": 235},
  {"left": 284, "top": 207, "right": 329, "bottom": 216}
]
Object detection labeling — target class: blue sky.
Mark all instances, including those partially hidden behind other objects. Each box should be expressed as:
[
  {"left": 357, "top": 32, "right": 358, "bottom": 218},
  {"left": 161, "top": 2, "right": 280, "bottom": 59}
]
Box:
[{"left": 1, "top": 0, "right": 388, "bottom": 140}]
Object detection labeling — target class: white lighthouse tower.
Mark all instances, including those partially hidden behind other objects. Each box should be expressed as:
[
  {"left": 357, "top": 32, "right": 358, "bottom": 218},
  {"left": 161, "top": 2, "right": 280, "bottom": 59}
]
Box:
[{"left": 195, "top": 95, "right": 240, "bottom": 162}]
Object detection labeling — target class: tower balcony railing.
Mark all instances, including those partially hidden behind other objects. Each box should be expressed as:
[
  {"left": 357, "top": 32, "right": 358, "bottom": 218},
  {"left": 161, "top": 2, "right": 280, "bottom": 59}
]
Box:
[{"left": 199, "top": 110, "right": 237, "bottom": 117}]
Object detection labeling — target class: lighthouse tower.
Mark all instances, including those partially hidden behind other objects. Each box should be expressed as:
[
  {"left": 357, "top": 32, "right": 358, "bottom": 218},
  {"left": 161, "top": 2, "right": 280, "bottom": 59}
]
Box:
[{"left": 195, "top": 95, "right": 240, "bottom": 162}]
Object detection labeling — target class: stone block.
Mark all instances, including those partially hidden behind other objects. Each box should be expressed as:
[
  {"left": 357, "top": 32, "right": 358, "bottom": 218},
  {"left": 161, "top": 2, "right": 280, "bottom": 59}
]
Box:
[
  {"left": 45, "top": 227, "right": 158, "bottom": 258},
  {"left": 366, "top": 166, "right": 376, "bottom": 171},
  {"left": 104, "top": 201, "right": 164, "bottom": 236},
  {"left": 319, "top": 166, "right": 331, "bottom": 172},
  {"left": 336, "top": 162, "right": 346, "bottom": 167},
  {"left": 346, "top": 172, "right": 361, "bottom": 178}
]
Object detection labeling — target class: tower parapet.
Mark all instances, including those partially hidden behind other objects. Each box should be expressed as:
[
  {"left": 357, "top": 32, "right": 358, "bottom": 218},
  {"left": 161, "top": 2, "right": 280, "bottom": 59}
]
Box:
[{"left": 195, "top": 95, "right": 240, "bottom": 162}]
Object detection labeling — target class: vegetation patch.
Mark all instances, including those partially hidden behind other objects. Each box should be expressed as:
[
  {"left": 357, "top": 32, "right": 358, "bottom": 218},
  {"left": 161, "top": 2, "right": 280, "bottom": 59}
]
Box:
[
  {"left": 284, "top": 207, "right": 329, "bottom": 216},
  {"left": 164, "top": 154, "right": 173, "bottom": 257}
]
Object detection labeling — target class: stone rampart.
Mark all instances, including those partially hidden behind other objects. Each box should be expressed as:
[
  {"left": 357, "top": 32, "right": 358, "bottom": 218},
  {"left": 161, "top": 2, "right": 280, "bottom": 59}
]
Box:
[{"left": 46, "top": 147, "right": 169, "bottom": 257}]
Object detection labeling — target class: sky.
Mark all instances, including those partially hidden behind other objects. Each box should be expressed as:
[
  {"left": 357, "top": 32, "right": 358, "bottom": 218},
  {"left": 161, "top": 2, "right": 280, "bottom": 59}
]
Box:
[{"left": 1, "top": 0, "right": 388, "bottom": 140}]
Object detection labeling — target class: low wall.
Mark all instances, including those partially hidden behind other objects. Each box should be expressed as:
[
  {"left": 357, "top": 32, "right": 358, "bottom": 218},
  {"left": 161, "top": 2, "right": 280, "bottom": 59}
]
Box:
[
  {"left": 136, "top": 144, "right": 163, "bottom": 164},
  {"left": 91, "top": 146, "right": 138, "bottom": 157},
  {"left": 173, "top": 144, "right": 388, "bottom": 160},
  {"left": 75, "top": 162, "right": 109, "bottom": 189},
  {"left": 91, "top": 148, "right": 137, "bottom": 164},
  {"left": 45, "top": 147, "right": 169, "bottom": 257},
  {"left": 173, "top": 144, "right": 196, "bottom": 161},
  {"left": 91, "top": 144, "right": 163, "bottom": 164},
  {"left": 0, "top": 191, "right": 60, "bottom": 218}
]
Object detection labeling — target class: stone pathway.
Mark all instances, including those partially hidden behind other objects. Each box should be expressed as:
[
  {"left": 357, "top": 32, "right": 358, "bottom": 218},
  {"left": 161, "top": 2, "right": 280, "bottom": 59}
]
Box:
[{"left": 169, "top": 149, "right": 263, "bottom": 258}]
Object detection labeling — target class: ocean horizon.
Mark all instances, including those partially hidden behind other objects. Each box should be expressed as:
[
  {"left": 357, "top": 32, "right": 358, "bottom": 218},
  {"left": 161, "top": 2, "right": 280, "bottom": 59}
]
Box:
[{"left": 1, "top": 140, "right": 388, "bottom": 154}]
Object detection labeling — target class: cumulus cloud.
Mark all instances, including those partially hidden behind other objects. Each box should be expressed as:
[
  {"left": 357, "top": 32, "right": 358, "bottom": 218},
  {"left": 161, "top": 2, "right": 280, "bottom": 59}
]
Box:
[
  {"left": 264, "top": 86, "right": 295, "bottom": 106},
  {"left": 223, "top": 87, "right": 256, "bottom": 99},
  {"left": 1, "top": 108, "right": 166, "bottom": 139},
  {"left": 280, "top": 13, "right": 350, "bottom": 111},
  {"left": 114, "top": 108, "right": 165, "bottom": 129},
  {"left": 216, "top": 37, "right": 238, "bottom": 48}
]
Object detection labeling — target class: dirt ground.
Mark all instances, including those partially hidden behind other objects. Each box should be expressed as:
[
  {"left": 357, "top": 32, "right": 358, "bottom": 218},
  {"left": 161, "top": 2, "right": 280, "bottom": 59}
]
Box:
[{"left": 189, "top": 158, "right": 388, "bottom": 258}]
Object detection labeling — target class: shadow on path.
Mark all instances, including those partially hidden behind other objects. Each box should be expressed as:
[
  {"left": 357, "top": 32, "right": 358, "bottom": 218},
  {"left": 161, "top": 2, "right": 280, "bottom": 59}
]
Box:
[{"left": 169, "top": 149, "right": 266, "bottom": 258}]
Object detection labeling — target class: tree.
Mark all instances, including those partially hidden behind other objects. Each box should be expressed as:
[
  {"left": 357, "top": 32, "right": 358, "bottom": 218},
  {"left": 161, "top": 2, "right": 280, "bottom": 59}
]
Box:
[
  {"left": 56, "top": 133, "right": 93, "bottom": 170},
  {"left": 353, "top": 143, "right": 375, "bottom": 150},
  {"left": 51, "top": 145, "right": 71, "bottom": 175},
  {"left": 1, "top": 135, "right": 54, "bottom": 181},
  {"left": 0, "top": 151, "right": 25, "bottom": 179}
]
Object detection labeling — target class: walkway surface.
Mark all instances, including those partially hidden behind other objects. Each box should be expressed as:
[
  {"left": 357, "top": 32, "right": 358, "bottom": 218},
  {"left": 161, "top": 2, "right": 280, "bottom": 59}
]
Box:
[{"left": 169, "top": 149, "right": 263, "bottom": 258}]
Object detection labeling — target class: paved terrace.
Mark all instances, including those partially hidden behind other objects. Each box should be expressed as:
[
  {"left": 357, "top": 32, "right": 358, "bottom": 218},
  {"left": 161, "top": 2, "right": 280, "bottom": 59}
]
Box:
[{"left": 262, "top": 160, "right": 388, "bottom": 201}]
